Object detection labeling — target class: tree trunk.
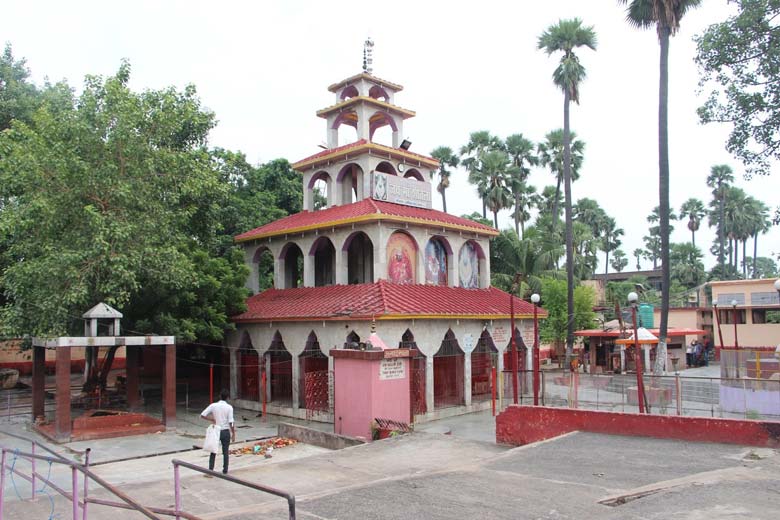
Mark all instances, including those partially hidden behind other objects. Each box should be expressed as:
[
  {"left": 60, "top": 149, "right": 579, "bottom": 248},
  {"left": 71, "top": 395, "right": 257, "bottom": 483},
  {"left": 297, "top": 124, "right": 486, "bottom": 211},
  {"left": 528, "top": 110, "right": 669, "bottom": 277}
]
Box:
[
  {"left": 552, "top": 176, "right": 562, "bottom": 229},
  {"left": 752, "top": 233, "right": 758, "bottom": 278},
  {"left": 742, "top": 239, "right": 747, "bottom": 278},
  {"left": 734, "top": 239, "right": 739, "bottom": 274},
  {"left": 493, "top": 209, "right": 499, "bottom": 230},
  {"left": 514, "top": 194, "right": 520, "bottom": 236},
  {"left": 563, "top": 90, "right": 575, "bottom": 366},
  {"left": 98, "top": 346, "right": 120, "bottom": 391},
  {"left": 482, "top": 199, "right": 487, "bottom": 220},
  {"left": 656, "top": 26, "right": 671, "bottom": 377},
  {"left": 604, "top": 249, "right": 610, "bottom": 276},
  {"left": 520, "top": 219, "right": 525, "bottom": 240},
  {"left": 718, "top": 188, "right": 725, "bottom": 271},
  {"left": 691, "top": 228, "right": 695, "bottom": 248},
  {"left": 441, "top": 189, "right": 447, "bottom": 214}
]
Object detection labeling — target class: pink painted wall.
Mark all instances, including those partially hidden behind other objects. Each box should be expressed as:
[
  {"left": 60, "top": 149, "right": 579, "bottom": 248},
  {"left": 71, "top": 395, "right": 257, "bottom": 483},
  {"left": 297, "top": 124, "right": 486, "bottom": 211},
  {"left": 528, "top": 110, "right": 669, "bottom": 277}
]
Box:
[
  {"left": 334, "top": 356, "right": 410, "bottom": 440},
  {"left": 496, "top": 405, "right": 780, "bottom": 448}
]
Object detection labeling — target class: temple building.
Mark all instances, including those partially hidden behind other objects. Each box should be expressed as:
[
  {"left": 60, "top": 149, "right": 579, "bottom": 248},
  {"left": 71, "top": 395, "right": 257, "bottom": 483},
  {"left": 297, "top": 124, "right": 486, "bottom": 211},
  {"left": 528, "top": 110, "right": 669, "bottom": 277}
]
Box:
[{"left": 227, "top": 66, "right": 545, "bottom": 426}]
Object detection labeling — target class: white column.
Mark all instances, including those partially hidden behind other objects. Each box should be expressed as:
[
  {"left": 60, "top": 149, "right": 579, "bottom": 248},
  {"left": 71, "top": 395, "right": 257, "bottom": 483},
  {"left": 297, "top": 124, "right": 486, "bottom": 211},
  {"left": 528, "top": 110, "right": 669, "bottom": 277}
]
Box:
[
  {"left": 644, "top": 345, "right": 651, "bottom": 372},
  {"left": 229, "top": 347, "right": 238, "bottom": 400},
  {"left": 425, "top": 356, "right": 434, "bottom": 413},
  {"left": 303, "top": 254, "right": 315, "bottom": 287},
  {"left": 464, "top": 354, "right": 472, "bottom": 406},
  {"left": 336, "top": 250, "right": 349, "bottom": 285},
  {"left": 497, "top": 346, "right": 505, "bottom": 406}
]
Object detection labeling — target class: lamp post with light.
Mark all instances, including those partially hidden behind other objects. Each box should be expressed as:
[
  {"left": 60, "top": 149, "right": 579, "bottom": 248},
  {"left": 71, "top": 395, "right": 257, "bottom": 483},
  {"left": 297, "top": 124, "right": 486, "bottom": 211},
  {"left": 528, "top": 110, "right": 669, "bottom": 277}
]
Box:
[
  {"left": 509, "top": 275, "right": 521, "bottom": 405},
  {"left": 731, "top": 299, "right": 739, "bottom": 350},
  {"left": 531, "top": 293, "right": 540, "bottom": 405},
  {"left": 628, "top": 291, "right": 646, "bottom": 414}
]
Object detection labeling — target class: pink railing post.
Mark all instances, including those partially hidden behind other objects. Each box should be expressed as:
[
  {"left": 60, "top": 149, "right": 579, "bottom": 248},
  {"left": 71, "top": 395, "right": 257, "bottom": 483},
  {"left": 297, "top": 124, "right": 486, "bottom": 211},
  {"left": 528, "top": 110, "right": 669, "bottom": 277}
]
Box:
[
  {"left": 82, "top": 448, "right": 90, "bottom": 520},
  {"left": 71, "top": 466, "right": 79, "bottom": 520},
  {"left": 31, "top": 443, "right": 36, "bottom": 500},
  {"left": 174, "top": 463, "right": 181, "bottom": 520},
  {"left": 1, "top": 449, "right": 7, "bottom": 520}
]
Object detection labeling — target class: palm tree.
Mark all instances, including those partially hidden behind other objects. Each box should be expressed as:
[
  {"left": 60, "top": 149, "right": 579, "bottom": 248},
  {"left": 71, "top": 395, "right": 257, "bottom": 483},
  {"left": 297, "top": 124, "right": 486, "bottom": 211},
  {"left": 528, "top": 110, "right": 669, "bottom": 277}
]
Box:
[
  {"left": 491, "top": 229, "right": 560, "bottom": 297},
  {"left": 505, "top": 134, "right": 538, "bottom": 236},
  {"left": 538, "top": 18, "right": 597, "bottom": 364},
  {"left": 611, "top": 249, "right": 629, "bottom": 273},
  {"left": 706, "top": 164, "right": 734, "bottom": 273},
  {"left": 430, "top": 146, "right": 459, "bottom": 213},
  {"left": 460, "top": 131, "right": 503, "bottom": 219},
  {"left": 510, "top": 183, "right": 537, "bottom": 239},
  {"left": 633, "top": 248, "right": 645, "bottom": 270},
  {"left": 478, "top": 150, "right": 515, "bottom": 229},
  {"left": 679, "top": 197, "right": 706, "bottom": 247},
  {"left": 620, "top": 0, "right": 702, "bottom": 376},
  {"left": 747, "top": 199, "right": 771, "bottom": 278},
  {"left": 573, "top": 197, "right": 607, "bottom": 272},
  {"left": 537, "top": 129, "right": 585, "bottom": 229},
  {"left": 601, "top": 217, "right": 624, "bottom": 275}
]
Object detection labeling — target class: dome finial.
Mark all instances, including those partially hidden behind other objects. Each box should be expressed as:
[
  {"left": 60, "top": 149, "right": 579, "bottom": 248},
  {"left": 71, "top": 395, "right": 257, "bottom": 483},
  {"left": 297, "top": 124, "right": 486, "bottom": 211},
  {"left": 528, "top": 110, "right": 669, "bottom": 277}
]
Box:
[{"left": 362, "top": 37, "right": 374, "bottom": 74}]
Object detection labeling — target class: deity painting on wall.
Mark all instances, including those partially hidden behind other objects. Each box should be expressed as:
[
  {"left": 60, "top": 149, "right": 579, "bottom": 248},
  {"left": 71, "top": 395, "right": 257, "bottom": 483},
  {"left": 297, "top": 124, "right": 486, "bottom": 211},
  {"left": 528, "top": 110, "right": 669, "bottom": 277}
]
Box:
[
  {"left": 424, "top": 239, "right": 448, "bottom": 286},
  {"left": 387, "top": 232, "right": 416, "bottom": 284},
  {"left": 459, "top": 241, "right": 479, "bottom": 289}
]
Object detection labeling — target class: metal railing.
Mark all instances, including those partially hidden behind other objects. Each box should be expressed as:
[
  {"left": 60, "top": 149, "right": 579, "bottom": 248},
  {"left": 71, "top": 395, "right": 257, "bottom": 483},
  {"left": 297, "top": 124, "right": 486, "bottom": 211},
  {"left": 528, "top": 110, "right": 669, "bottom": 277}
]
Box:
[
  {"left": 172, "top": 459, "right": 296, "bottom": 520},
  {"left": 500, "top": 370, "right": 780, "bottom": 421}
]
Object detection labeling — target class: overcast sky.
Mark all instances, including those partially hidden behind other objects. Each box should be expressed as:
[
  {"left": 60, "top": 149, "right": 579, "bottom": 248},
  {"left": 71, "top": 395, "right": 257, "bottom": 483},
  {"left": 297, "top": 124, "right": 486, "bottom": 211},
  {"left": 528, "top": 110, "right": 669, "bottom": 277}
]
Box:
[{"left": 3, "top": 0, "right": 778, "bottom": 272}]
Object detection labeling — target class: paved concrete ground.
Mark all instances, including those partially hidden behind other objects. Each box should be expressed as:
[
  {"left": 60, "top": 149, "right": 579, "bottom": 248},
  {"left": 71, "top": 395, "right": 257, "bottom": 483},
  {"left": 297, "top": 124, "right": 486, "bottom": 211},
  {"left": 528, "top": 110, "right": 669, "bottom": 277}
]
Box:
[{"left": 2, "top": 425, "right": 778, "bottom": 519}]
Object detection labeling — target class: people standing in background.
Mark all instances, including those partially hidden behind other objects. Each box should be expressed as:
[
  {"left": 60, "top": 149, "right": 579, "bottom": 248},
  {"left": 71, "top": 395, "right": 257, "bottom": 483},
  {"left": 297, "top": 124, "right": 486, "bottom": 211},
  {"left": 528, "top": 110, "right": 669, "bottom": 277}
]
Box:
[{"left": 686, "top": 341, "right": 694, "bottom": 368}]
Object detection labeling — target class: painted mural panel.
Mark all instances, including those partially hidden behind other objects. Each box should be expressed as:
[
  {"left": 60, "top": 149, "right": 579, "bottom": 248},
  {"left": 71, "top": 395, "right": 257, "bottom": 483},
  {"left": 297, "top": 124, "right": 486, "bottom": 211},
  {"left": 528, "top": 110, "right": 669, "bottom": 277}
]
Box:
[
  {"left": 459, "top": 241, "right": 480, "bottom": 289},
  {"left": 387, "top": 232, "right": 416, "bottom": 284},
  {"left": 424, "top": 239, "right": 448, "bottom": 286}
]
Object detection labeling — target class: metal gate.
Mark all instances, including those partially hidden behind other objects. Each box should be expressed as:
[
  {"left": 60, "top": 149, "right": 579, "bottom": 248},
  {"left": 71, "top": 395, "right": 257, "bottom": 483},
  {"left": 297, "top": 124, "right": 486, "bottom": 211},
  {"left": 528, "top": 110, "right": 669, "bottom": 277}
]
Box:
[
  {"left": 471, "top": 330, "right": 497, "bottom": 402},
  {"left": 433, "top": 329, "right": 464, "bottom": 409},
  {"left": 400, "top": 329, "right": 426, "bottom": 418}
]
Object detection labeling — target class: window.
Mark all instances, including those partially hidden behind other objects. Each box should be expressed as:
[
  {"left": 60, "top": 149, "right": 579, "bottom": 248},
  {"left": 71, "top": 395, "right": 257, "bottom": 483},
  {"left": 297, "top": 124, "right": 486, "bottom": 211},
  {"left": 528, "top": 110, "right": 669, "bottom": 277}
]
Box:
[
  {"left": 718, "top": 309, "right": 746, "bottom": 324},
  {"left": 753, "top": 309, "right": 780, "bottom": 324}
]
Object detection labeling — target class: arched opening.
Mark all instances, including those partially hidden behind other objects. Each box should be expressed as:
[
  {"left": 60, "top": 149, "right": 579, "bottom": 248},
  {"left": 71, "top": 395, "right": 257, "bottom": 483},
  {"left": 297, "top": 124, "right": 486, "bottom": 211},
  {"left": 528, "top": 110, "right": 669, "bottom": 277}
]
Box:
[
  {"left": 299, "top": 331, "right": 329, "bottom": 412},
  {"left": 280, "top": 243, "right": 303, "bottom": 289},
  {"left": 340, "top": 85, "right": 359, "bottom": 100},
  {"left": 345, "top": 231, "right": 374, "bottom": 284},
  {"left": 337, "top": 163, "right": 363, "bottom": 204},
  {"left": 333, "top": 111, "right": 358, "bottom": 147},
  {"left": 471, "top": 330, "right": 498, "bottom": 402},
  {"left": 399, "top": 329, "right": 426, "bottom": 416},
  {"left": 239, "top": 332, "right": 260, "bottom": 401},
  {"left": 424, "top": 237, "right": 450, "bottom": 286},
  {"left": 265, "top": 331, "right": 292, "bottom": 406},
  {"left": 368, "top": 85, "right": 389, "bottom": 101},
  {"left": 375, "top": 161, "right": 397, "bottom": 176},
  {"left": 502, "top": 328, "right": 528, "bottom": 395},
  {"left": 308, "top": 171, "right": 331, "bottom": 210},
  {"left": 458, "top": 240, "right": 484, "bottom": 289},
  {"left": 252, "top": 247, "right": 274, "bottom": 292},
  {"left": 368, "top": 112, "right": 397, "bottom": 147},
  {"left": 310, "top": 237, "right": 335, "bottom": 287},
  {"left": 345, "top": 330, "right": 361, "bottom": 349},
  {"left": 433, "top": 329, "right": 465, "bottom": 409},
  {"left": 387, "top": 231, "right": 417, "bottom": 284},
  {"left": 404, "top": 168, "right": 424, "bottom": 182}
]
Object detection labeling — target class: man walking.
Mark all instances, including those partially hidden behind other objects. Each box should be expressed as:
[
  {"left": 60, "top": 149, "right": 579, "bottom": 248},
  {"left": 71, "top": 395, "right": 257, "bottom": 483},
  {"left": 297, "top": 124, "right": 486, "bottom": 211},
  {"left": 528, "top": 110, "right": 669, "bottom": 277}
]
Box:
[{"left": 201, "top": 389, "right": 236, "bottom": 474}]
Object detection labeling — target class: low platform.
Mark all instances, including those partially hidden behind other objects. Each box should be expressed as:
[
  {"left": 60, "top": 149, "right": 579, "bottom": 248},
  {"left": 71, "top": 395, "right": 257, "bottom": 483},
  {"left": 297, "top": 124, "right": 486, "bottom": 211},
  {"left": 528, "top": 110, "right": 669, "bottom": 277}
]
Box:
[{"left": 34, "top": 409, "right": 164, "bottom": 443}]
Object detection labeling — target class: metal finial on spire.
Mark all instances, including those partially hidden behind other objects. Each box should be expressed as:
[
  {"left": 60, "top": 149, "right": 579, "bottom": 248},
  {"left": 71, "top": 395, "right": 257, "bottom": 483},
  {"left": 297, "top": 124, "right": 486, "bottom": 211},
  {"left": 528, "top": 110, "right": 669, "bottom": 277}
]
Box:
[{"left": 363, "top": 37, "right": 374, "bottom": 74}]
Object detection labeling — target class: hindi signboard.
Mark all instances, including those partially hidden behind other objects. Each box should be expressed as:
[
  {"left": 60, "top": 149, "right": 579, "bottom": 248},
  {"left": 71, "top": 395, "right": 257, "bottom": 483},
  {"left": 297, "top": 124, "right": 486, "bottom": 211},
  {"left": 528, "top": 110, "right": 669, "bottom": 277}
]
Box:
[
  {"left": 379, "top": 358, "right": 406, "bottom": 380},
  {"left": 492, "top": 326, "right": 508, "bottom": 345},
  {"left": 372, "top": 172, "right": 432, "bottom": 209}
]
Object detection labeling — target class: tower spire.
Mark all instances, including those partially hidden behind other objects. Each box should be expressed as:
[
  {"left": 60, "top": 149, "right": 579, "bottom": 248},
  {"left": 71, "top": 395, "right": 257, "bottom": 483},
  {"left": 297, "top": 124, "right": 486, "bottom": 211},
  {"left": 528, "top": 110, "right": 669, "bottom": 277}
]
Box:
[{"left": 362, "top": 37, "right": 374, "bottom": 74}]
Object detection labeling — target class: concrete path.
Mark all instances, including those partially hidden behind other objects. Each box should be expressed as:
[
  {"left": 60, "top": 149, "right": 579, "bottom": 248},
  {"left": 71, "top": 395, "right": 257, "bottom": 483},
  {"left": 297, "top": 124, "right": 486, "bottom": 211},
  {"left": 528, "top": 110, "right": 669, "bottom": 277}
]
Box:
[{"left": 2, "top": 429, "right": 778, "bottom": 519}]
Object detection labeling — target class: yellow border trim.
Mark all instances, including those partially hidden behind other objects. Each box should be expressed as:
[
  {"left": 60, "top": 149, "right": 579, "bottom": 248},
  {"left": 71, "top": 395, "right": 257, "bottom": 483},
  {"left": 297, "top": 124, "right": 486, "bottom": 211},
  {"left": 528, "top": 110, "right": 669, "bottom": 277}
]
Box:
[
  {"left": 234, "top": 312, "right": 545, "bottom": 323},
  {"left": 327, "top": 73, "right": 403, "bottom": 93},
  {"left": 316, "top": 96, "right": 416, "bottom": 118},
  {"left": 235, "top": 212, "right": 499, "bottom": 243},
  {"left": 292, "top": 141, "right": 439, "bottom": 170}
]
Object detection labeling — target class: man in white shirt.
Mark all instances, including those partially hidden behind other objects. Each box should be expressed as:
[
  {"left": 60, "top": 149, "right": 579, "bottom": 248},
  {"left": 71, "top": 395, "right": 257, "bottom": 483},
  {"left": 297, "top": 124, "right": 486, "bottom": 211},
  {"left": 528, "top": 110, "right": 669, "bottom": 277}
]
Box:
[{"left": 201, "top": 389, "right": 236, "bottom": 474}]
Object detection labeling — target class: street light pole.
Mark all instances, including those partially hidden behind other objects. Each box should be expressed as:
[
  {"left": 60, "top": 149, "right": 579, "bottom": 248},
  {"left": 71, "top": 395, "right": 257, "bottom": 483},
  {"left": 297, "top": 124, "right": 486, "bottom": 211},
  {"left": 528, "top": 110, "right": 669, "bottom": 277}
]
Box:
[
  {"left": 628, "top": 292, "right": 646, "bottom": 414},
  {"left": 731, "top": 299, "right": 739, "bottom": 351},
  {"left": 509, "top": 276, "right": 520, "bottom": 405},
  {"left": 531, "top": 293, "right": 540, "bottom": 406}
]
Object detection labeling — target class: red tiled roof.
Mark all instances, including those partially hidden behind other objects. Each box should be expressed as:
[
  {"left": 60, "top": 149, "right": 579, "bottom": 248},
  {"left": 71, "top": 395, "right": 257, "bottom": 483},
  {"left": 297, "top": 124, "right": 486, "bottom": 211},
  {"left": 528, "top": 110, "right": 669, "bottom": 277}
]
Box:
[
  {"left": 293, "top": 139, "right": 368, "bottom": 166},
  {"left": 574, "top": 328, "right": 705, "bottom": 337},
  {"left": 292, "top": 140, "right": 438, "bottom": 170},
  {"left": 232, "top": 281, "right": 547, "bottom": 322},
  {"left": 234, "top": 198, "right": 497, "bottom": 242}
]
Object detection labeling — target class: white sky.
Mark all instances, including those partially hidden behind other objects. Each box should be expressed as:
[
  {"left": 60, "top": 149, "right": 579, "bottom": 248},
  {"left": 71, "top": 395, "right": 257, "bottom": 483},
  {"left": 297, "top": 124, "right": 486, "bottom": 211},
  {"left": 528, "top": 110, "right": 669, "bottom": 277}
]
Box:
[{"left": 3, "top": 0, "right": 778, "bottom": 272}]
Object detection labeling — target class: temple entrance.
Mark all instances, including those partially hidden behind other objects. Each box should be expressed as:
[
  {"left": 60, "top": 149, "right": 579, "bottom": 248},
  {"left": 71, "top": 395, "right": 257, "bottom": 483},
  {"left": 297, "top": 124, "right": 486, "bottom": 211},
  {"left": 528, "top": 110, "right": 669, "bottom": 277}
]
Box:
[
  {"left": 265, "top": 331, "right": 292, "bottom": 406},
  {"left": 400, "top": 329, "right": 426, "bottom": 417},
  {"left": 502, "top": 328, "right": 528, "bottom": 396},
  {"left": 346, "top": 231, "right": 374, "bottom": 284},
  {"left": 433, "top": 329, "right": 464, "bottom": 409},
  {"left": 299, "top": 331, "right": 329, "bottom": 413},
  {"left": 471, "top": 330, "right": 497, "bottom": 402},
  {"left": 239, "top": 333, "right": 259, "bottom": 401}
]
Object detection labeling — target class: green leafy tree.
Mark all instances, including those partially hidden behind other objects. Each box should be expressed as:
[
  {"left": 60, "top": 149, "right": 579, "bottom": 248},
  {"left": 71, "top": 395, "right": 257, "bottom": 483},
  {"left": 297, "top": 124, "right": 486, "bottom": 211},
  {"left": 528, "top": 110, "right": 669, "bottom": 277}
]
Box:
[
  {"left": 490, "top": 230, "right": 560, "bottom": 297},
  {"left": 538, "top": 18, "right": 597, "bottom": 364},
  {"left": 620, "top": 0, "right": 702, "bottom": 375},
  {"left": 601, "top": 217, "right": 624, "bottom": 275},
  {"left": 669, "top": 242, "right": 706, "bottom": 288},
  {"left": 460, "top": 131, "right": 503, "bottom": 219},
  {"left": 539, "top": 278, "right": 596, "bottom": 360},
  {"left": 696, "top": 0, "right": 780, "bottom": 177},
  {"left": 743, "top": 256, "right": 779, "bottom": 279},
  {"left": 505, "top": 134, "right": 538, "bottom": 237},
  {"left": 633, "top": 248, "right": 645, "bottom": 270},
  {"left": 0, "top": 63, "right": 250, "bottom": 392},
  {"left": 477, "top": 150, "right": 515, "bottom": 228},
  {"left": 611, "top": 249, "right": 629, "bottom": 273},
  {"left": 430, "top": 146, "right": 460, "bottom": 213},
  {"left": 536, "top": 129, "right": 585, "bottom": 229},
  {"left": 0, "top": 44, "right": 40, "bottom": 131}
]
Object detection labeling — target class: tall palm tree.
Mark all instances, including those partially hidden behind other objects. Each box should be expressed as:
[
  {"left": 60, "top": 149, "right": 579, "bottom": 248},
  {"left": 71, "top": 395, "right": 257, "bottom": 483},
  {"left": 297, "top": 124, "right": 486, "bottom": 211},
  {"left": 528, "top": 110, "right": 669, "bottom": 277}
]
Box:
[
  {"left": 478, "top": 150, "right": 515, "bottom": 229},
  {"left": 620, "top": 0, "right": 702, "bottom": 377},
  {"left": 679, "top": 197, "right": 706, "bottom": 247},
  {"left": 430, "top": 146, "right": 459, "bottom": 213},
  {"left": 633, "top": 247, "right": 645, "bottom": 270},
  {"left": 601, "top": 217, "right": 624, "bottom": 275},
  {"left": 460, "top": 131, "right": 503, "bottom": 219},
  {"left": 491, "top": 229, "right": 560, "bottom": 297},
  {"left": 538, "top": 18, "right": 597, "bottom": 364},
  {"left": 706, "top": 164, "right": 734, "bottom": 273},
  {"left": 747, "top": 198, "right": 771, "bottom": 278},
  {"left": 537, "top": 129, "right": 585, "bottom": 229},
  {"left": 505, "top": 133, "right": 538, "bottom": 236},
  {"left": 510, "top": 183, "right": 537, "bottom": 239},
  {"left": 611, "top": 249, "right": 629, "bottom": 273}
]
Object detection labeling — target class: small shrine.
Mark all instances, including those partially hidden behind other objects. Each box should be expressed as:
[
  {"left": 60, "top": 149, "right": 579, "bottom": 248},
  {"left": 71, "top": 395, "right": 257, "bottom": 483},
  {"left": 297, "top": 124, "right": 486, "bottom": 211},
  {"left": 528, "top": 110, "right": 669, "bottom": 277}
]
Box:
[
  {"left": 228, "top": 44, "right": 546, "bottom": 429},
  {"left": 31, "top": 303, "right": 176, "bottom": 442}
]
